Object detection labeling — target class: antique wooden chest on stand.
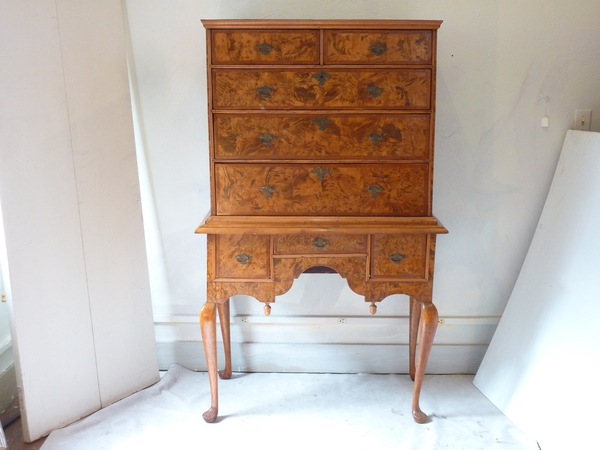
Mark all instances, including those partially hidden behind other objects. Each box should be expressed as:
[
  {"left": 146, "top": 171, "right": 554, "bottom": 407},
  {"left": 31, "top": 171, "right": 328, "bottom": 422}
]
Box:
[{"left": 195, "top": 19, "right": 447, "bottom": 424}]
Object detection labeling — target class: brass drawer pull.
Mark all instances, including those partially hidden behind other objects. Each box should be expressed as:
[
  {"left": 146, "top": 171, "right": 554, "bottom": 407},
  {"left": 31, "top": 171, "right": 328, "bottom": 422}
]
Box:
[
  {"left": 312, "top": 117, "right": 333, "bottom": 131},
  {"left": 369, "top": 42, "right": 388, "bottom": 56},
  {"left": 311, "top": 167, "right": 330, "bottom": 181},
  {"left": 368, "top": 132, "right": 386, "bottom": 146},
  {"left": 258, "top": 133, "right": 276, "bottom": 146},
  {"left": 367, "top": 84, "right": 384, "bottom": 98},
  {"left": 256, "top": 85, "right": 275, "bottom": 99},
  {"left": 256, "top": 42, "right": 275, "bottom": 55},
  {"left": 259, "top": 185, "right": 276, "bottom": 198},
  {"left": 312, "top": 237, "right": 329, "bottom": 249},
  {"left": 235, "top": 252, "right": 252, "bottom": 265},
  {"left": 389, "top": 252, "right": 406, "bottom": 264},
  {"left": 312, "top": 71, "right": 332, "bottom": 86},
  {"left": 366, "top": 184, "right": 384, "bottom": 198}
]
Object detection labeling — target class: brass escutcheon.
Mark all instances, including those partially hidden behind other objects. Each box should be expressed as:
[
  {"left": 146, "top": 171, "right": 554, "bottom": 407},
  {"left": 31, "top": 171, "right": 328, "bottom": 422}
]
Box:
[
  {"left": 389, "top": 252, "right": 406, "bottom": 264},
  {"left": 311, "top": 167, "right": 330, "bottom": 181},
  {"left": 311, "top": 71, "right": 332, "bottom": 86},
  {"left": 312, "top": 237, "right": 329, "bottom": 249},
  {"left": 368, "top": 131, "right": 386, "bottom": 146},
  {"left": 259, "top": 185, "right": 276, "bottom": 198},
  {"left": 367, "top": 84, "right": 385, "bottom": 98},
  {"left": 369, "top": 42, "right": 388, "bottom": 56},
  {"left": 312, "top": 117, "right": 333, "bottom": 131},
  {"left": 258, "top": 133, "right": 276, "bottom": 146},
  {"left": 366, "top": 184, "right": 384, "bottom": 198},
  {"left": 256, "top": 42, "right": 275, "bottom": 55},
  {"left": 256, "top": 85, "right": 275, "bottom": 99},
  {"left": 235, "top": 253, "right": 252, "bottom": 265}
]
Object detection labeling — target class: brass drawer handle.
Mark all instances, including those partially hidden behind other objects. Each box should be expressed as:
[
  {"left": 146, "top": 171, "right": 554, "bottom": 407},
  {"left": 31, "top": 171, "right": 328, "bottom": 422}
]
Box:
[
  {"left": 259, "top": 185, "right": 276, "bottom": 198},
  {"left": 368, "top": 132, "right": 386, "bottom": 146},
  {"left": 366, "top": 184, "right": 384, "bottom": 198},
  {"left": 389, "top": 252, "right": 406, "bottom": 264},
  {"left": 312, "top": 117, "right": 333, "bottom": 131},
  {"left": 235, "top": 253, "right": 252, "bottom": 265},
  {"left": 256, "top": 85, "right": 275, "bottom": 99},
  {"left": 367, "top": 84, "right": 384, "bottom": 98},
  {"left": 312, "top": 237, "right": 329, "bottom": 249},
  {"left": 312, "top": 71, "right": 332, "bottom": 86},
  {"left": 258, "top": 133, "right": 276, "bottom": 146},
  {"left": 256, "top": 42, "right": 275, "bottom": 55},
  {"left": 311, "top": 167, "right": 330, "bottom": 181},
  {"left": 369, "top": 42, "right": 388, "bottom": 56}
]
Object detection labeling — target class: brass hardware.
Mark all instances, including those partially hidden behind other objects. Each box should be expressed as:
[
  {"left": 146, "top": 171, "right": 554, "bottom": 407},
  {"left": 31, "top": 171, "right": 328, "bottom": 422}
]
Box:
[
  {"left": 235, "top": 253, "right": 252, "bottom": 265},
  {"left": 311, "top": 167, "right": 330, "bottom": 181},
  {"left": 259, "top": 185, "right": 276, "bottom": 198},
  {"left": 368, "top": 131, "right": 386, "bottom": 146},
  {"left": 312, "top": 237, "right": 329, "bottom": 249},
  {"left": 312, "top": 117, "right": 333, "bottom": 131},
  {"left": 256, "top": 85, "right": 275, "bottom": 99},
  {"left": 366, "top": 184, "right": 384, "bottom": 198},
  {"left": 311, "top": 71, "right": 332, "bottom": 86},
  {"left": 367, "top": 84, "right": 384, "bottom": 98},
  {"left": 389, "top": 253, "right": 406, "bottom": 264},
  {"left": 256, "top": 42, "right": 275, "bottom": 55},
  {"left": 369, "top": 42, "right": 388, "bottom": 56},
  {"left": 258, "top": 133, "right": 276, "bottom": 146}
]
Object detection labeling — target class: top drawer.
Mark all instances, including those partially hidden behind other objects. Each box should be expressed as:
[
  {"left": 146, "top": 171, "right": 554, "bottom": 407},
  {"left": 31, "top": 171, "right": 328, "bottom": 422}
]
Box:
[
  {"left": 211, "top": 30, "right": 320, "bottom": 65},
  {"left": 324, "top": 30, "right": 433, "bottom": 65}
]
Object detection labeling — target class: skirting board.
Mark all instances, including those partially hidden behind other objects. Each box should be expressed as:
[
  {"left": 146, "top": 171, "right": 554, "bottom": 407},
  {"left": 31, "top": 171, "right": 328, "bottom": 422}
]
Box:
[{"left": 157, "top": 341, "right": 488, "bottom": 374}]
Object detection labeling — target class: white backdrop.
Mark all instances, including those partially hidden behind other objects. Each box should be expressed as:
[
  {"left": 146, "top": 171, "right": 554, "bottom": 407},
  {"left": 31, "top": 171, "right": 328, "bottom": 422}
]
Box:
[{"left": 123, "top": 0, "right": 600, "bottom": 372}]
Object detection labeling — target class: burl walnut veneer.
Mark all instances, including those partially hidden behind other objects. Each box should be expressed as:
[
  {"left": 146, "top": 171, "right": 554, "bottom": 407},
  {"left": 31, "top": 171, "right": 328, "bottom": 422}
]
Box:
[{"left": 195, "top": 19, "right": 447, "bottom": 424}]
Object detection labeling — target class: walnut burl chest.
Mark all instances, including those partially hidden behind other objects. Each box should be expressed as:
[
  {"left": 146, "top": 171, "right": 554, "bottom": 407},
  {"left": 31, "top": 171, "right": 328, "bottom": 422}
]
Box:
[{"left": 195, "top": 19, "right": 447, "bottom": 424}]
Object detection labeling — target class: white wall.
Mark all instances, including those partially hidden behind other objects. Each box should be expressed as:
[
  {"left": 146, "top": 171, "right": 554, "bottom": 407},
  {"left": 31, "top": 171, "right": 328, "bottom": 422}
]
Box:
[{"left": 124, "top": 0, "right": 600, "bottom": 372}]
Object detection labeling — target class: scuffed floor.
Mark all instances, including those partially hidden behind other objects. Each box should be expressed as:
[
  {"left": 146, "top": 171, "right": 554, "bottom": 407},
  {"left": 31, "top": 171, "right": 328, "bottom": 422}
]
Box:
[{"left": 42, "top": 365, "right": 538, "bottom": 450}]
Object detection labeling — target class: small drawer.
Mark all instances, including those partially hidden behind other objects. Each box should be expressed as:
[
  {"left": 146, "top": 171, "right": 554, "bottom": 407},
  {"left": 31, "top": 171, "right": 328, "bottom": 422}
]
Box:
[
  {"left": 324, "top": 30, "right": 433, "bottom": 65},
  {"left": 215, "top": 234, "right": 270, "bottom": 280},
  {"left": 211, "top": 30, "right": 320, "bottom": 65},
  {"left": 214, "top": 163, "right": 429, "bottom": 217},
  {"left": 214, "top": 113, "right": 430, "bottom": 161},
  {"left": 274, "top": 234, "right": 367, "bottom": 255},
  {"left": 212, "top": 69, "right": 431, "bottom": 110},
  {"left": 370, "top": 234, "right": 428, "bottom": 281}
]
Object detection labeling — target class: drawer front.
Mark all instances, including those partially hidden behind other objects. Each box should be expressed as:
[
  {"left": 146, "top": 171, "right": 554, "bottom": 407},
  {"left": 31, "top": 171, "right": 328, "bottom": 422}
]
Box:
[
  {"left": 324, "top": 30, "right": 433, "bottom": 65},
  {"left": 215, "top": 234, "right": 270, "bottom": 279},
  {"left": 214, "top": 114, "right": 430, "bottom": 161},
  {"left": 274, "top": 234, "right": 367, "bottom": 255},
  {"left": 215, "top": 163, "right": 428, "bottom": 216},
  {"left": 370, "top": 234, "right": 428, "bottom": 280},
  {"left": 212, "top": 69, "right": 431, "bottom": 110},
  {"left": 211, "top": 30, "right": 320, "bottom": 65}
]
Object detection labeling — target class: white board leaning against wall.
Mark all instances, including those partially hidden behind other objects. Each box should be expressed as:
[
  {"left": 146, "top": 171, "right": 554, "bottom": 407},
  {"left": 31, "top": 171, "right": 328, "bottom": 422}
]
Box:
[{"left": 474, "top": 130, "right": 600, "bottom": 450}]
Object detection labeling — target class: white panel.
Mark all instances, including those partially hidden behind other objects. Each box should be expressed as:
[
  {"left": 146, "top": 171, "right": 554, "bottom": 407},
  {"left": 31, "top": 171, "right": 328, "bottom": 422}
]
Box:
[
  {"left": 474, "top": 131, "right": 600, "bottom": 449},
  {"left": 55, "top": 0, "right": 159, "bottom": 407},
  {"left": 0, "top": 0, "right": 101, "bottom": 440}
]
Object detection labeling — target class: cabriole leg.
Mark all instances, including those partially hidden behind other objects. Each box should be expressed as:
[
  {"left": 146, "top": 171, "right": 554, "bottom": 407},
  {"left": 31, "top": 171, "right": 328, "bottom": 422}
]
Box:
[
  {"left": 409, "top": 296, "right": 422, "bottom": 381},
  {"left": 412, "top": 302, "right": 438, "bottom": 424},
  {"left": 217, "top": 300, "right": 232, "bottom": 380},
  {"left": 200, "top": 302, "right": 219, "bottom": 423}
]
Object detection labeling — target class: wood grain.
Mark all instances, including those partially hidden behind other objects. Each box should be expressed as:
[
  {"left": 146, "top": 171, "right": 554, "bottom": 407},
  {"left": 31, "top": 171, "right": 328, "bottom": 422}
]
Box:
[
  {"left": 370, "top": 234, "right": 428, "bottom": 280},
  {"left": 214, "top": 163, "right": 429, "bottom": 216},
  {"left": 214, "top": 113, "right": 430, "bottom": 161},
  {"left": 324, "top": 30, "right": 433, "bottom": 65},
  {"left": 215, "top": 234, "right": 270, "bottom": 279},
  {"left": 212, "top": 69, "right": 431, "bottom": 110},
  {"left": 211, "top": 30, "right": 319, "bottom": 65}
]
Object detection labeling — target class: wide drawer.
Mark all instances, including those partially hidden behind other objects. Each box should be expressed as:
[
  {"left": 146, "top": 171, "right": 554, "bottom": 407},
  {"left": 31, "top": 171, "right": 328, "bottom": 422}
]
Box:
[
  {"left": 215, "top": 234, "right": 270, "bottom": 279},
  {"left": 324, "top": 30, "right": 433, "bottom": 65},
  {"left": 274, "top": 234, "right": 367, "bottom": 255},
  {"left": 370, "top": 234, "right": 428, "bottom": 281},
  {"left": 211, "top": 30, "right": 320, "bottom": 65},
  {"left": 214, "top": 113, "right": 430, "bottom": 161},
  {"left": 215, "top": 163, "right": 429, "bottom": 216},
  {"left": 212, "top": 69, "right": 431, "bottom": 110}
]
